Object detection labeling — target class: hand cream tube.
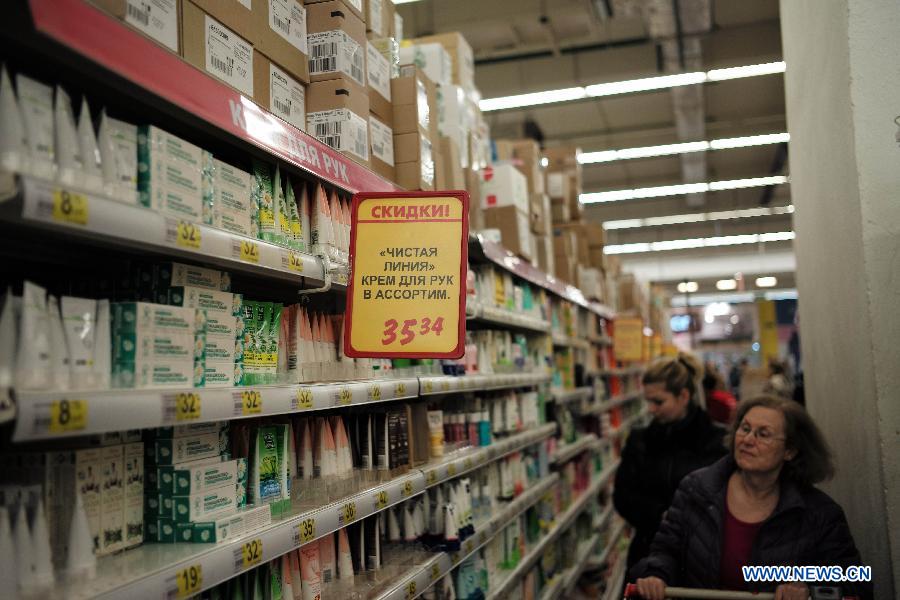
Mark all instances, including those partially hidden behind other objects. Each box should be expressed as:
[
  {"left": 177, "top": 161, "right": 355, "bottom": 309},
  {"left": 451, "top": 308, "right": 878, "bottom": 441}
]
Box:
[
  {"left": 299, "top": 540, "right": 322, "bottom": 600},
  {"left": 0, "top": 66, "right": 25, "bottom": 172},
  {"left": 54, "top": 86, "right": 83, "bottom": 187},
  {"left": 319, "top": 532, "right": 335, "bottom": 584},
  {"left": 16, "top": 74, "right": 55, "bottom": 179},
  {"left": 289, "top": 550, "right": 302, "bottom": 600},
  {"left": 16, "top": 281, "right": 50, "bottom": 390},
  {"left": 60, "top": 296, "right": 96, "bottom": 390},
  {"left": 93, "top": 299, "right": 110, "bottom": 389},
  {"left": 47, "top": 295, "right": 71, "bottom": 390},
  {"left": 77, "top": 97, "right": 104, "bottom": 193},
  {"left": 337, "top": 527, "right": 354, "bottom": 581},
  {"left": 0, "top": 287, "right": 18, "bottom": 395}
]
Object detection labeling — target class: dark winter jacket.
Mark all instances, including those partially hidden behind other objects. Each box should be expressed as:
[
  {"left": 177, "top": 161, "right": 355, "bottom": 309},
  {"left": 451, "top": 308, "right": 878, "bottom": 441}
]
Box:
[
  {"left": 613, "top": 404, "right": 727, "bottom": 571},
  {"left": 631, "top": 455, "right": 873, "bottom": 599}
]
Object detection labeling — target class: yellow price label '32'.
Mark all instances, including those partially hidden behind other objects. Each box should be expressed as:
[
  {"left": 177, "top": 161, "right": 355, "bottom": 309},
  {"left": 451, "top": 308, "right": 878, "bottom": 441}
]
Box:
[
  {"left": 176, "top": 221, "right": 201, "bottom": 249},
  {"left": 430, "top": 563, "right": 441, "bottom": 581},
  {"left": 342, "top": 502, "right": 357, "bottom": 524},
  {"left": 240, "top": 240, "right": 260, "bottom": 264},
  {"left": 287, "top": 252, "right": 304, "bottom": 273},
  {"left": 52, "top": 189, "right": 88, "bottom": 225},
  {"left": 447, "top": 463, "right": 457, "bottom": 477},
  {"left": 369, "top": 385, "right": 381, "bottom": 401},
  {"left": 338, "top": 387, "right": 352, "bottom": 405},
  {"left": 374, "top": 490, "right": 389, "bottom": 510},
  {"left": 395, "top": 381, "right": 406, "bottom": 396},
  {"left": 242, "top": 539, "right": 263, "bottom": 568},
  {"left": 426, "top": 470, "right": 437, "bottom": 485},
  {"left": 175, "top": 564, "right": 203, "bottom": 598},
  {"left": 176, "top": 392, "right": 201, "bottom": 421},
  {"left": 441, "top": 380, "right": 450, "bottom": 392},
  {"left": 297, "top": 518, "right": 316, "bottom": 544},
  {"left": 49, "top": 399, "right": 87, "bottom": 433},
  {"left": 242, "top": 390, "right": 262, "bottom": 415},
  {"left": 423, "top": 380, "right": 433, "bottom": 394},
  {"left": 402, "top": 480, "right": 414, "bottom": 497},
  {"left": 295, "top": 388, "right": 313, "bottom": 410}
]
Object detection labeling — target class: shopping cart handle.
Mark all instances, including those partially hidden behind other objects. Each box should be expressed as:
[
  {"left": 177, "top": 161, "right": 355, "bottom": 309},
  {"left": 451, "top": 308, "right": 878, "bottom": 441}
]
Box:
[{"left": 624, "top": 583, "right": 776, "bottom": 599}]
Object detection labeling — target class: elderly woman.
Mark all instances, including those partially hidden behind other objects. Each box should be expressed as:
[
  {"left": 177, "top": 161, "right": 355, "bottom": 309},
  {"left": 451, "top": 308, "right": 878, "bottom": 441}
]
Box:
[
  {"left": 632, "top": 395, "right": 871, "bottom": 600},
  {"left": 614, "top": 354, "right": 727, "bottom": 574}
]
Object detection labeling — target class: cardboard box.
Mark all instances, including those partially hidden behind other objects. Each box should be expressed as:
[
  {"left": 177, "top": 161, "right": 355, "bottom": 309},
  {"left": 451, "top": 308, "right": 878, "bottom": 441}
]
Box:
[
  {"left": 547, "top": 171, "right": 570, "bottom": 201},
  {"left": 392, "top": 66, "right": 433, "bottom": 135},
  {"left": 434, "top": 137, "right": 447, "bottom": 190},
  {"left": 617, "top": 274, "right": 641, "bottom": 314},
  {"left": 364, "top": 0, "right": 388, "bottom": 37},
  {"left": 90, "top": 0, "right": 182, "bottom": 53},
  {"left": 181, "top": 1, "right": 254, "bottom": 96},
  {"left": 307, "top": 76, "right": 370, "bottom": 165},
  {"left": 554, "top": 222, "right": 591, "bottom": 265},
  {"left": 529, "top": 193, "right": 551, "bottom": 235},
  {"left": 438, "top": 136, "right": 465, "bottom": 190},
  {"left": 305, "top": 0, "right": 364, "bottom": 22},
  {"left": 578, "top": 266, "right": 605, "bottom": 301},
  {"left": 543, "top": 145, "right": 581, "bottom": 171},
  {"left": 589, "top": 246, "right": 606, "bottom": 271},
  {"left": 465, "top": 167, "right": 483, "bottom": 231},
  {"left": 411, "top": 32, "right": 474, "bottom": 90},
  {"left": 190, "top": 0, "right": 252, "bottom": 39},
  {"left": 306, "top": 0, "right": 366, "bottom": 86},
  {"left": 437, "top": 84, "right": 469, "bottom": 169},
  {"left": 584, "top": 222, "right": 605, "bottom": 247},
  {"left": 481, "top": 164, "right": 528, "bottom": 213},
  {"left": 366, "top": 41, "right": 392, "bottom": 122},
  {"left": 253, "top": 52, "right": 307, "bottom": 132},
  {"left": 484, "top": 206, "right": 533, "bottom": 260},
  {"left": 393, "top": 130, "right": 431, "bottom": 164},
  {"left": 495, "top": 138, "right": 544, "bottom": 195},
  {"left": 369, "top": 114, "right": 395, "bottom": 181},
  {"left": 550, "top": 199, "right": 570, "bottom": 223},
  {"left": 399, "top": 42, "right": 451, "bottom": 86},
  {"left": 553, "top": 249, "right": 576, "bottom": 284},
  {"left": 535, "top": 234, "right": 554, "bottom": 275},
  {"left": 395, "top": 160, "right": 434, "bottom": 191},
  {"left": 391, "top": 8, "right": 402, "bottom": 41},
  {"left": 252, "top": 0, "right": 309, "bottom": 84}
]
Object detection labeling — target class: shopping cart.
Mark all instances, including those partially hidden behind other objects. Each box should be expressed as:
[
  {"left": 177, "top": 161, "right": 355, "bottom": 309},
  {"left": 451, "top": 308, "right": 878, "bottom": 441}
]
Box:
[{"left": 623, "top": 583, "right": 775, "bottom": 599}]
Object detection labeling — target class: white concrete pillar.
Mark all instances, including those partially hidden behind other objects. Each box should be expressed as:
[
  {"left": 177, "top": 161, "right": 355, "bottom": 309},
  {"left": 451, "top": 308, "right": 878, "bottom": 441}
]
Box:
[{"left": 780, "top": 1, "right": 899, "bottom": 597}]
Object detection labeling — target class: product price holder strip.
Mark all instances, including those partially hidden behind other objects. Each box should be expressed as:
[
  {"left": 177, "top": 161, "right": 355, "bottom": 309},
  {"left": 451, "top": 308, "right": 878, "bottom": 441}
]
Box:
[
  {"left": 24, "top": 0, "right": 400, "bottom": 196},
  {"left": 417, "top": 372, "right": 550, "bottom": 397},
  {"left": 2, "top": 175, "right": 325, "bottom": 285},
  {"left": 551, "top": 334, "right": 591, "bottom": 349},
  {"left": 559, "top": 533, "right": 604, "bottom": 598},
  {"left": 551, "top": 434, "right": 600, "bottom": 465},
  {"left": 586, "top": 391, "right": 644, "bottom": 415},
  {"left": 64, "top": 425, "right": 555, "bottom": 599},
  {"left": 600, "top": 552, "right": 630, "bottom": 600},
  {"left": 472, "top": 304, "right": 552, "bottom": 333},
  {"left": 13, "top": 378, "right": 422, "bottom": 442},
  {"left": 375, "top": 473, "right": 560, "bottom": 600},
  {"left": 549, "top": 386, "right": 595, "bottom": 404}
]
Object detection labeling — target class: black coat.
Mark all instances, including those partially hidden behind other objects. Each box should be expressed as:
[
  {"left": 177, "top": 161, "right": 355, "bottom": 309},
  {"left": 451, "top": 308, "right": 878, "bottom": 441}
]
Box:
[
  {"left": 631, "top": 456, "right": 873, "bottom": 599},
  {"left": 613, "top": 405, "right": 727, "bottom": 571}
]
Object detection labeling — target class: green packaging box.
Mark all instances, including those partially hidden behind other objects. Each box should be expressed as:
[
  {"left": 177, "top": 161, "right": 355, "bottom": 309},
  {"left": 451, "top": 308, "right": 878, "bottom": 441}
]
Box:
[{"left": 150, "top": 432, "right": 224, "bottom": 465}]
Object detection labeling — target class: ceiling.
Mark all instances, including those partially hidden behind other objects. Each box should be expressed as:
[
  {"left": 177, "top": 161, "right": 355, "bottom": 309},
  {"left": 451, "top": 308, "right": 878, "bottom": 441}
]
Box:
[{"left": 397, "top": 0, "right": 792, "bottom": 296}]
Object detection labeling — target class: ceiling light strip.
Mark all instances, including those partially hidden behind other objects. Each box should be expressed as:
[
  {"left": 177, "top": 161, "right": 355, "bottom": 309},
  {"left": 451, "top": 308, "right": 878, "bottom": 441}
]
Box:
[
  {"left": 602, "top": 205, "right": 794, "bottom": 230},
  {"left": 578, "top": 133, "right": 789, "bottom": 165},
  {"left": 581, "top": 175, "right": 788, "bottom": 204},
  {"left": 480, "top": 61, "right": 786, "bottom": 112},
  {"left": 603, "top": 231, "right": 795, "bottom": 255}
]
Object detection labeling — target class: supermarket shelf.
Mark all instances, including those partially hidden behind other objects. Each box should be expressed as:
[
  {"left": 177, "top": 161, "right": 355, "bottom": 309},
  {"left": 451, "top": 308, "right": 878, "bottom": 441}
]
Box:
[
  {"left": 594, "top": 459, "right": 621, "bottom": 492},
  {"left": 588, "top": 334, "right": 614, "bottom": 346},
  {"left": 12, "top": 377, "right": 421, "bottom": 442},
  {"left": 584, "top": 391, "right": 643, "bottom": 415},
  {"left": 419, "top": 423, "right": 557, "bottom": 489},
  {"left": 552, "top": 434, "right": 599, "bottom": 465},
  {"left": 549, "top": 386, "right": 594, "bottom": 404},
  {"left": 551, "top": 333, "right": 591, "bottom": 349},
  {"left": 470, "top": 303, "right": 551, "bottom": 332},
  {"left": 22, "top": 0, "right": 398, "bottom": 195},
  {"left": 560, "top": 533, "right": 604, "bottom": 597},
  {"left": 373, "top": 473, "right": 560, "bottom": 600},
  {"left": 599, "top": 366, "right": 644, "bottom": 377},
  {"left": 55, "top": 424, "right": 556, "bottom": 599},
  {"left": 417, "top": 372, "right": 550, "bottom": 396},
  {"left": 587, "top": 519, "right": 628, "bottom": 571},
  {"left": 601, "top": 551, "right": 629, "bottom": 600},
  {"left": 610, "top": 410, "right": 648, "bottom": 439},
  {"left": 0, "top": 175, "right": 327, "bottom": 288}
]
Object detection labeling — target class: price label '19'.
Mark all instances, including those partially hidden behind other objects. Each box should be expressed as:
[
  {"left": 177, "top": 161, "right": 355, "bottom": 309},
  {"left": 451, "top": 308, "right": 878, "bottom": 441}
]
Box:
[
  {"left": 49, "top": 399, "right": 87, "bottom": 433},
  {"left": 52, "top": 189, "right": 89, "bottom": 225},
  {"left": 175, "top": 564, "right": 202, "bottom": 598}
]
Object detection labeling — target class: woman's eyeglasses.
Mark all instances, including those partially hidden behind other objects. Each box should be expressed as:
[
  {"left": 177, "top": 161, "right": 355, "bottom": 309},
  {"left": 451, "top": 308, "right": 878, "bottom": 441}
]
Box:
[{"left": 735, "top": 422, "right": 786, "bottom": 445}]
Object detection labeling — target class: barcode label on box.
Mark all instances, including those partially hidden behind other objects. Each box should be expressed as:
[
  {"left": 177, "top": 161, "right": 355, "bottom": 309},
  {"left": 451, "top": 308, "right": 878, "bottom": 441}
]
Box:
[
  {"left": 205, "top": 15, "right": 253, "bottom": 96},
  {"left": 307, "top": 32, "right": 364, "bottom": 87},
  {"left": 369, "top": 116, "right": 394, "bottom": 166},
  {"left": 269, "top": 0, "right": 308, "bottom": 54},
  {"left": 308, "top": 109, "right": 369, "bottom": 161},
  {"left": 126, "top": 0, "right": 178, "bottom": 52},
  {"left": 368, "top": 0, "right": 384, "bottom": 35},
  {"left": 269, "top": 62, "right": 306, "bottom": 131}
]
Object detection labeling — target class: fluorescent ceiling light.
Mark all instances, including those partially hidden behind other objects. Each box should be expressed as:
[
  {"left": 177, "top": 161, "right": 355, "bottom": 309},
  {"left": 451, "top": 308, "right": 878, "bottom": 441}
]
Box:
[
  {"left": 582, "top": 175, "right": 788, "bottom": 204},
  {"left": 756, "top": 276, "right": 778, "bottom": 288},
  {"left": 603, "top": 231, "right": 795, "bottom": 255},
  {"left": 716, "top": 279, "right": 738, "bottom": 291},
  {"left": 677, "top": 281, "right": 699, "bottom": 293},
  {"left": 671, "top": 289, "right": 796, "bottom": 307},
  {"left": 579, "top": 133, "right": 789, "bottom": 165},
  {"left": 480, "top": 61, "right": 785, "bottom": 112},
  {"left": 602, "top": 205, "right": 794, "bottom": 230},
  {"left": 765, "top": 289, "right": 798, "bottom": 301}
]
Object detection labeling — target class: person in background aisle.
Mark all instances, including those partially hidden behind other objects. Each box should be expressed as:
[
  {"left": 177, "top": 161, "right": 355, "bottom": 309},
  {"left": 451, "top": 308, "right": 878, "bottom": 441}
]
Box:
[
  {"left": 613, "top": 353, "right": 727, "bottom": 576},
  {"left": 631, "top": 395, "right": 872, "bottom": 600},
  {"left": 765, "top": 359, "right": 793, "bottom": 399},
  {"left": 703, "top": 364, "right": 737, "bottom": 425},
  {"left": 729, "top": 358, "right": 748, "bottom": 400}
]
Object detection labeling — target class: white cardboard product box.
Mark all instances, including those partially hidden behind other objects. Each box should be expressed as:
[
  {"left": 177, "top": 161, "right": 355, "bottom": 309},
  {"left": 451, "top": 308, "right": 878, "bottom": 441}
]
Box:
[
  {"left": 481, "top": 164, "right": 529, "bottom": 214},
  {"left": 547, "top": 172, "right": 570, "bottom": 200},
  {"left": 399, "top": 43, "right": 451, "bottom": 86}
]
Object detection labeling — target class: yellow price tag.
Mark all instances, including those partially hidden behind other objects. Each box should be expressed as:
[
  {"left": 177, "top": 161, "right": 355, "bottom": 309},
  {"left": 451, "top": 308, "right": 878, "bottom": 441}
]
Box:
[
  {"left": 176, "top": 221, "right": 201, "bottom": 249},
  {"left": 49, "top": 399, "right": 87, "bottom": 433},
  {"left": 52, "top": 189, "right": 89, "bottom": 226},
  {"left": 447, "top": 463, "right": 457, "bottom": 477},
  {"left": 295, "top": 388, "right": 313, "bottom": 410},
  {"left": 423, "top": 380, "right": 433, "bottom": 394},
  {"left": 395, "top": 381, "right": 406, "bottom": 396},
  {"left": 240, "top": 240, "right": 260, "bottom": 264},
  {"left": 297, "top": 518, "right": 316, "bottom": 544},
  {"left": 175, "top": 564, "right": 203, "bottom": 598},
  {"left": 175, "top": 392, "right": 201, "bottom": 421},
  {"left": 370, "top": 385, "right": 381, "bottom": 401},
  {"left": 441, "top": 380, "right": 450, "bottom": 392},
  {"left": 405, "top": 581, "right": 417, "bottom": 599},
  {"left": 374, "top": 490, "right": 389, "bottom": 510},
  {"left": 402, "top": 480, "right": 414, "bottom": 497},
  {"left": 242, "top": 390, "right": 262, "bottom": 415},
  {"left": 426, "top": 470, "right": 437, "bottom": 485},
  {"left": 242, "top": 539, "right": 263, "bottom": 568},
  {"left": 342, "top": 502, "right": 357, "bottom": 524},
  {"left": 287, "top": 251, "right": 304, "bottom": 273},
  {"left": 430, "top": 563, "right": 441, "bottom": 581},
  {"left": 464, "top": 458, "right": 473, "bottom": 471},
  {"left": 338, "top": 387, "right": 352, "bottom": 405}
]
